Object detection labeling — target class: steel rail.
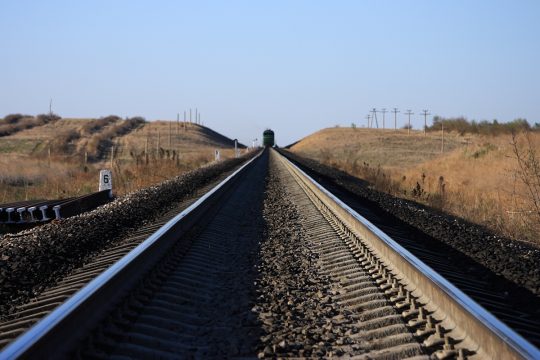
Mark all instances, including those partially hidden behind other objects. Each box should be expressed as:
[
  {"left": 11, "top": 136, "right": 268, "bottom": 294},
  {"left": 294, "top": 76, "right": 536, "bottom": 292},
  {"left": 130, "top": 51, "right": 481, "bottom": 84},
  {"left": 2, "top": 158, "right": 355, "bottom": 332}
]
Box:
[
  {"left": 0, "top": 151, "right": 262, "bottom": 360},
  {"left": 277, "top": 150, "right": 540, "bottom": 360}
]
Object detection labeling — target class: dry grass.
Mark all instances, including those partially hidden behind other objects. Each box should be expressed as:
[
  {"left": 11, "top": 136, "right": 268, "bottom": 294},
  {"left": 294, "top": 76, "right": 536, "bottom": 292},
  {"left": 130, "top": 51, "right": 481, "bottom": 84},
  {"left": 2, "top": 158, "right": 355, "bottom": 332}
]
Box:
[
  {"left": 0, "top": 119, "right": 243, "bottom": 204},
  {"left": 291, "top": 127, "right": 540, "bottom": 244},
  {"left": 291, "top": 127, "right": 466, "bottom": 169}
]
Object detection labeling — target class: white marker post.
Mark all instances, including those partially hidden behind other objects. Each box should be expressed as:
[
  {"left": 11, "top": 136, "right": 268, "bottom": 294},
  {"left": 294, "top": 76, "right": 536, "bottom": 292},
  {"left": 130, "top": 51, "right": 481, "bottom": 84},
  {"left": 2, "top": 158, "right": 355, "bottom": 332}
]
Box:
[
  {"left": 214, "top": 150, "right": 221, "bottom": 161},
  {"left": 234, "top": 139, "right": 238, "bottom": 158},
  {"left": 99, "top": 170, "right": 113, "bottom": 198}
]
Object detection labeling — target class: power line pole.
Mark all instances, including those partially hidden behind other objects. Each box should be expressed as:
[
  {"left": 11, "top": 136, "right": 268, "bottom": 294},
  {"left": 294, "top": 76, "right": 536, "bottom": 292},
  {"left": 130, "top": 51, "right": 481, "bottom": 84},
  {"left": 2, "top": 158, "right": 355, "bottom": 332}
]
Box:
[
  {"left": 441, "top": 122, "right": 445, "bottom": 153},
  {"left": 371, "top": 108, "right": 379, "bottom": 128},
  {"left": 169, "top": 120, "right": 172, "bottom": 147},
  {"left": 110, "top": 144, "right": 114, "bottom": 169},
  {"left": 176, "top": 113, "right": 180, "bottom": 135},
  {"left": 405, "top": 110, "right": 414, "bottom": 135},
  {"left": 49, "top": 98, "right": 53, "bottom": 115},
  {"left": 381, "top": 108, "right": 387, "bottom": 129},
  {"left": 421, "top": 109, "right": 431, "bottom": 135},
  {"left": 190, "top": 108, "right": 192, "bottom": 123},
  {"left": 145, "top": 132, "right": 149, "bottom": 164},
  {"left": 365, "top": 114, "right": 371, "bottom": 128},
  {"left": 392, "top": 108, "right": 400, "bottom": 131}
]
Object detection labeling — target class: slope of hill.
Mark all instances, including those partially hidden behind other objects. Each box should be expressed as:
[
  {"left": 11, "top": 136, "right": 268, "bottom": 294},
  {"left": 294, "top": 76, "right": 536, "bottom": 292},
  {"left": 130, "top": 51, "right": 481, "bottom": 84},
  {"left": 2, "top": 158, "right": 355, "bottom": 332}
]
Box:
[
  {"left": 115, "top": 121, "right": 244, "bottom": 160},
  {"left": 290, "top": 127, "right": 467, "bottom": 170},
  {"left": 0, "top": 119, "right": 240, "bottom": 160},
  {"left": 0, "top": 118, "right": 242, "bottom": 204},
  {"left": 289, "top": 127, "right": 540, "bottom": 244}
]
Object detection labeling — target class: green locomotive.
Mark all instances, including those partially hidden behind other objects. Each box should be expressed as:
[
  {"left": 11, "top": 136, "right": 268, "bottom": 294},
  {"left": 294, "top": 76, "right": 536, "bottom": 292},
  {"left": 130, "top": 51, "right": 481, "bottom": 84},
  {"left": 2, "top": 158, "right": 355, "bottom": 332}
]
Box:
[{"left": 262, "top": 129, "right": 275, "bottom": 147}]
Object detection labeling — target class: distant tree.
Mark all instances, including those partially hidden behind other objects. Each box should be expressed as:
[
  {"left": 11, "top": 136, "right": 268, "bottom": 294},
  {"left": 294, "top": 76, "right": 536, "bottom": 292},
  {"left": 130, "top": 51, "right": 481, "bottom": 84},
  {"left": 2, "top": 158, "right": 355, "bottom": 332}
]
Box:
[
  {"left": 351, "top": 122, "right": 357, "bottom": 129},
  {"left": 428, "top": 116, "right": 535, "bottom": 135}
]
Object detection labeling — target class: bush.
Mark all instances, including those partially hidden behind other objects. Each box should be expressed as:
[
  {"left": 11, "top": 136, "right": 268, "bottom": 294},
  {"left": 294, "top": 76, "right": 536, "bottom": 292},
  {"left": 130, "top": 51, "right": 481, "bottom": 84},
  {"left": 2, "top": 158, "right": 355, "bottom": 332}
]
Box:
[
  {"left": 86, "top": 116, "right": 146, "bottom": 160},
  {"left": 428, "top": 116, "right": 533, "bottom": 135},
  {"left": 510, "top": 131, "right": 540, "bottom": 236},
  {"left": 1, "top": 114, "right": 29, "bottom": 125},
  {"left": 36, "top": 113, "right": 61, "bottom": 124},
  {"left": 0, "top": 113, "right": 60, "bottom": 137},
  {"left": 81, "top": 115, "right": 120, "bottom": 135}
]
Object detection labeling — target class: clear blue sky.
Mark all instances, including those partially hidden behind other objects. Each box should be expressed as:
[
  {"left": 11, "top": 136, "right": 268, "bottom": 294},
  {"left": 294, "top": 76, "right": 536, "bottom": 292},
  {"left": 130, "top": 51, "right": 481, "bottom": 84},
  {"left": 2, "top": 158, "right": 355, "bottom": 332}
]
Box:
[{"left": 1, "top": 1, "right": 539, "bottom": 146}]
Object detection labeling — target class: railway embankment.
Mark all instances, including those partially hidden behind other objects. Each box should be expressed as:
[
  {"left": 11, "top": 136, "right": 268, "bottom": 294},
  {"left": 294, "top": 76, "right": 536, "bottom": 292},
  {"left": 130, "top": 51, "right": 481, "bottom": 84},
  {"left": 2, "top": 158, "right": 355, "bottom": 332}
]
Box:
[{"left": 0, "top": 152, "right": 256, "bottom": 317}]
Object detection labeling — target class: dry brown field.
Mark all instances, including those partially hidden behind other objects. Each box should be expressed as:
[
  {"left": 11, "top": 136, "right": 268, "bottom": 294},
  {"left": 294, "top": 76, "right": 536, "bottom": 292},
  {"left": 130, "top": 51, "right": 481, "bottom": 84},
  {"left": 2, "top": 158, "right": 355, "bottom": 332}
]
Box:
[
  {"left": 290, "top": 127, "right": 540, "bottom": 244},
  {"left": 0, "top": 119, "right": 242, "bottom": 203}
]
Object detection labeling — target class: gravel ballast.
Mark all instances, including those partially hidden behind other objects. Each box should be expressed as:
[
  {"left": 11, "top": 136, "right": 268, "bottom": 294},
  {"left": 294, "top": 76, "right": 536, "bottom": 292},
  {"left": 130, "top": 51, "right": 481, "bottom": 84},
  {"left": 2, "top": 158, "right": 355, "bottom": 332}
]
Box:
[
  {"left": 255, "top": 153, "right": 425, "bottom": 358},
  {"left": 257, "top": 160, "right": 338, "bottom": 358},
  {"left": 282, "top": 150, "right": 540, "bottom": 295},
  {"left": 0, "top": 153, "right": 255, "bottom": 317}
]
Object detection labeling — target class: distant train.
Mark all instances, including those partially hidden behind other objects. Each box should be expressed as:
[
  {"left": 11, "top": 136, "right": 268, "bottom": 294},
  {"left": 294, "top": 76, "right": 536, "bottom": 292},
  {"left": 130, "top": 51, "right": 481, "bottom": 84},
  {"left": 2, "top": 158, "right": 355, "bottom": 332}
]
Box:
[{"left": 263, "top": 129, "right": 275, "bottom": 147}]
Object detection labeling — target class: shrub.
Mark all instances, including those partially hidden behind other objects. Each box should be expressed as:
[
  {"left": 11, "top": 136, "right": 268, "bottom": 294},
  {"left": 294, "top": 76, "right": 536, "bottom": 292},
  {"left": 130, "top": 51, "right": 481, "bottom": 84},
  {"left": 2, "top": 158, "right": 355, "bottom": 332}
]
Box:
[
  {"left": 1, "top": 114, "right": 29, "bottom": 125},
  {"left": 428, "top": 116, "right": 533, "bottom": 135},
  {"left": 0, "top": 113, "right": 61, "bottom": 137},
  {"left": 86, "top": 116, "right": 146, "bottom": 160}
]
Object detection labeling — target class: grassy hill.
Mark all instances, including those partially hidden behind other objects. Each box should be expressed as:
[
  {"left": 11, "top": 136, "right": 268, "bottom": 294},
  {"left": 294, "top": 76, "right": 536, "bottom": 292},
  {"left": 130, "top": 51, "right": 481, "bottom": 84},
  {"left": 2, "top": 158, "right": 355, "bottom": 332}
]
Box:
[
  {"left": 289, "top": 127, "right": 540, "bottom": 243},
  {"left": 0, "top": 118, "right": 244, "bottom": 203},
  {"left": 0, "top": 118, "right": 242, "bottom": 159},
  {"left": 290, "top": 127, "right": 467, "bottom": 170}
]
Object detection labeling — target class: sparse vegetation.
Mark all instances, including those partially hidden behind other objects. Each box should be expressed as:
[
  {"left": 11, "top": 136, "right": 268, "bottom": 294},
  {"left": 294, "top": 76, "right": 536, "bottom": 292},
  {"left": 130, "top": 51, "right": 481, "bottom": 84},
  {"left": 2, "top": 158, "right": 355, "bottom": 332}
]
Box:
[
  {"left": 510, "top": 131, "right": 540, "bottom": 238},
  {"left": 402, "top": 123, "right": 413, "bottom": 130},
  {"left": 0, "top": 118, "right": 241, "bottom": 208},
  {"left": 86, "top": 117, "right": 145, "bottom": 160},
  {"left": 81, "top": 115, "right": 120, "bottom": 136},
  {"left": 291, "top": 126, "right": 540, "bottom": 244}
]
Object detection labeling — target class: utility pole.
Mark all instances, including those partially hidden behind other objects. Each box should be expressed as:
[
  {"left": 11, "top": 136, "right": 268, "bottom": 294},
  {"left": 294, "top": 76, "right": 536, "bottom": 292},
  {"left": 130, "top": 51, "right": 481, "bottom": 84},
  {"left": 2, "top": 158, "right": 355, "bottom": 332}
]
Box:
[
  {"left": 176, "top": 113, "right": 180, "bottom": 135},
  {"left": 421, "top": 109, "right": 431, "bottom": 135},
  {"left": 371, "top": 108, "right": 379, "bottom": 128},
  {"left": 169, "top": 121, "right": 172, "bottom": 147},
  {"left": 145, "top": 133, "right": 149, "bottom": 164},
  {"left": 381, "top": 108, "right": 387, "bottom": 129},
  {"left": 184, "top": 111, "right": 187, "bottom": 130},
  {"left": 195, "top": 108, "right": 198, "bottom": 124},
  {"left": 365, "top": 114, "right": 371, "bottom": 128},
  {"left": 49, "top": 98, "right": 53, "bottom": 116},
  {"left": 405, "top": 110, "right": 414, "bottom": 135},
  {"left": 392, "top": 108, "right": 400, "bottom": 131},
  {"left": 190, "top": 108, "right": 192, "bottom": 123},
  {"left": 441, "top": 122, "right": 445, "bottom": 153},
  {"left": 110, "top": 144, "right": 114, "bottom": 169}
]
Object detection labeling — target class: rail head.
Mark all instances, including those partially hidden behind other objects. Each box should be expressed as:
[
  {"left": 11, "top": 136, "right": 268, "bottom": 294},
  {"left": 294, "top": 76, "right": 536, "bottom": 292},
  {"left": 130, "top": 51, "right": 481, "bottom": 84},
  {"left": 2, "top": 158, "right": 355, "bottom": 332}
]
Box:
[
  {"left": 277, "top": 150, "right": 540, "bottom": 360},
  {"left": 0, "top": 151, "right": 263, "bottom": 360}
]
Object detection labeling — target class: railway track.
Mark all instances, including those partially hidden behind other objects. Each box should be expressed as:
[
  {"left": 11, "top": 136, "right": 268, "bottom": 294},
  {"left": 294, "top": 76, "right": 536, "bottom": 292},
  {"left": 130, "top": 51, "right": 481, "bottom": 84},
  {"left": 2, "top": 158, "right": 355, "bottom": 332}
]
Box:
[
  {"left": 279, "top": 150, "right": 540, "bottom": 347},
  {"left": 0, "top": 149, "right": 538, "bottom": 359}
]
